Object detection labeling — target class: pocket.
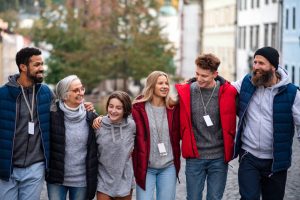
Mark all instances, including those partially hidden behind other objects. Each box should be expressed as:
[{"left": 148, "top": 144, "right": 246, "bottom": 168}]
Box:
[{"left": 238, "top": 150, "right": 248, "bottom": 163}]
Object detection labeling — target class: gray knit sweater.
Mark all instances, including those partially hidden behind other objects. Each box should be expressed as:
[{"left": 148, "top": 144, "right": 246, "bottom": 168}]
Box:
[
  {"left": 190, "top": 81, "right": 224, "bottom": 159},
  {"left": 59, "top": 101, "right": 89, "bottom": 187},
  {"left": 146, "top": 102, "right": 174, "bottom": 169},
  {"left": 96, "top": 115, "right": 136, "bottom": 197}
]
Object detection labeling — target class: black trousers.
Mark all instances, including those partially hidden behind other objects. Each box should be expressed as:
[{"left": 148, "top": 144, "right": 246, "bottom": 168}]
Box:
[{"left": 238, "top": 149, "right": 287, "bottom": 200}]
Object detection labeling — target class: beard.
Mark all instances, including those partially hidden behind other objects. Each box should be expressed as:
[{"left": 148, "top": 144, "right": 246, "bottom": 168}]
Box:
[
  {"left": 251, "top": 68, "right": 273, "bottom": 87},
  {"left": 27, "top": 70, "right": 44, "bottom": 83}
]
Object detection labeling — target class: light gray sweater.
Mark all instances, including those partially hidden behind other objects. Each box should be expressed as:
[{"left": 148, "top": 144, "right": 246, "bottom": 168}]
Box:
[
  {"left": 59, "top": 101, "right": 89, "bottom": 187},
  {"left": 96, "top": 115, "right": 136, "bottom": 197}
]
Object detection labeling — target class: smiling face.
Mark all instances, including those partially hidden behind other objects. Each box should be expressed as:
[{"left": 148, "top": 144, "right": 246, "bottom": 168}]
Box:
[
  {"left": 21, "top": 55, "right": 44, "bottom": 84},
  {"left": 64, "top": 79, "right": 85, "bottom": 108},
  {"left": 107, "top": 98, "right": 124, "bottom": 124},
  {"left": 195, "top": 66, "right": 218, "bottom": 88},
  {"left": 153, "top": 75, "right": 169, "bottom": 99},
  {"left": 251, "top": 55, "right": 275, "bottom": 86}
]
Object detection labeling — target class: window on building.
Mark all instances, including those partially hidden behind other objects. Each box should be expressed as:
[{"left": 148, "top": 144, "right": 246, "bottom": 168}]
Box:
[
  {"left": 238, "top": 27, "right": 242, "bottom": 48},
  {"left": 243, "top": 27, "right": 247, "bottom": 49},
  {"left": 239, "top": 0, "right": 242, "bottom": 10},
  {"left": 293, "top": 7, "right": 296, "bottom": 29},
  {"left": 286, "top": 9, "right": 289, "bottom": 29},
  {"left": 255, "top": 25, "right": 259, "bottom": 49},
  {"left": 245, "top": 0, "right": 247, "bottom": 10},
  {"left": 257, "top": 0, "right": 260, "bottom": 8},
  {"left": 272, "top": 0, "right": 276, "bottom": 2},
  {"left": 251, "top": 0, "right": 254, "bottom": 8},
  {"left": 292, "top": 66, "right": 295, "bottom": 83},
  {"left": 264, "top": 24, "right": 269, "bottom": 46},
  {"left": 250, "top": 26, "right": 253, "bottom": 49},
  {"left": 265, "top": 0, "right": 268, "bottom": 4},
  {"left": 271, "top": 23, "right": 277, "bottom": 47}
]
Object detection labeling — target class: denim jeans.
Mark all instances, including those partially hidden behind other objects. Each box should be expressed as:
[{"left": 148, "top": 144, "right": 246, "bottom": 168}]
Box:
[
  {"left": 136, "top": 164, "right": 176, "bottom": 200},
  {"left": 0, "top": 162, "right": 45, "bottom": 200},
  {"left": 186, "top": 157, "right": 228, "bottom": 200},
  {"left": 238, "top": 150, "right": 287, "bottom": 200},
  {"left": 47, "top": 183, "right": 87, "bottom": 200}
]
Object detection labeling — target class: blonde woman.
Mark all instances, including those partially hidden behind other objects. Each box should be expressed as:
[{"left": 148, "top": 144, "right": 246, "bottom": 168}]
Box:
[{"left": 132, "top": 71, "right": 181, "bottom": 200}]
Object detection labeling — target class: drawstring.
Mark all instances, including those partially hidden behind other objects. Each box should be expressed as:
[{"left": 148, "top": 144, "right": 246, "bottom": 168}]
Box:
[
  {"left": 111, "top": 125, "right": 124, "bottom": 143},
  {"left": 111, "top": 126, "right": 116, "bottom": 143},
  {"left": 120, "top": 126, "right": 124, "bottom": 140}
]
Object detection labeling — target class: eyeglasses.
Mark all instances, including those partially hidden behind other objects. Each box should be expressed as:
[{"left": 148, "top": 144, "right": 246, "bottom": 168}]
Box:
[{"left": 69, "top": 87, "right": 85, "bottom": 94}]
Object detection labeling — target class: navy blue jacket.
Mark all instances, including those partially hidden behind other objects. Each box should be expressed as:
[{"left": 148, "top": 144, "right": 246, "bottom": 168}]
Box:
[
  {"left": 234, "top": 74, "right": 298, "bottom": 172},
  {"left": 0, "top": 83, "right": 52, "bottom": 180}
]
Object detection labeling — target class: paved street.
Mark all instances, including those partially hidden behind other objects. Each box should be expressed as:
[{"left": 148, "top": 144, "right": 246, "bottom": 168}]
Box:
[{"left": 41, "top": 135, "right": 300, "bottom": 199}]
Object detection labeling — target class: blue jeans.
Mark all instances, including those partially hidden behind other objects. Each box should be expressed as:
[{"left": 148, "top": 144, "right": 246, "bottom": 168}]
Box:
[
  {"left": 0, "top": 162, "right": 45, "bottom": 200},
  {"left": 238, "top": 150, "right": 287, "bottom": 200},
  {"left": 136, "top": 164, "right": 177, "bottom": 200},
  {"left": 47, "top": 183, "right": 87, "bottom": 200},
  {"left": 186, "top": 157, "right": 228, "bottom": 200}
]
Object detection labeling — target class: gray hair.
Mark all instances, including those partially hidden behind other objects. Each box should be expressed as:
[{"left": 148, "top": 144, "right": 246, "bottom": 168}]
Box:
[{"left": 55, "top": 75, "right": 80, "bottom": 101}]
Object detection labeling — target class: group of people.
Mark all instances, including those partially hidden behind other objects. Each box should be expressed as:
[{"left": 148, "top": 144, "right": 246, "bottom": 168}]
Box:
[{"left": 0, "top": 46, "right": 299, "bottom": 200}]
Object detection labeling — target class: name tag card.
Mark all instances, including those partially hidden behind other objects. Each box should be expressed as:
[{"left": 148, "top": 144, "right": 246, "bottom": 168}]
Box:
[
  {"left": 203, "top": 115, "right": 213, "bottom": 127},
  {"left": 158, "top": 143, "right": 168, "bottom": 156},
  {"left": 28, "top": 122, "right": 34, "bottom": 135}
]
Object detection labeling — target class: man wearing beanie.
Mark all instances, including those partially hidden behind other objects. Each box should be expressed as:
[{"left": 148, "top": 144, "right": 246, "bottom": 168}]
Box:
[{"left": 232, "top": 46, "right": 300, "bottom": 200}]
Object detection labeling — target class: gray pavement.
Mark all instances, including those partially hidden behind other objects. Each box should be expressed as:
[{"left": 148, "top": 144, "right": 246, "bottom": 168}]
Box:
[{"left": 41, "top": 136, "right": 300, "bottom": 199}]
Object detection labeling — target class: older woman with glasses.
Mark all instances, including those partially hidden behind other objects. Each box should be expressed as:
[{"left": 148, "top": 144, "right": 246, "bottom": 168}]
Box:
[{"left": 46, "top": 75, "right": 98, "bottom": 200}]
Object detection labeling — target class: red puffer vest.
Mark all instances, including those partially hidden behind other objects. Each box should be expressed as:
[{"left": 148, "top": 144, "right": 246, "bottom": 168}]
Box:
[
  {"left": 175, "top": 76, "right": 237, "bottom": 163},
  {"left": 132, "top": 99, "right": 181, "bottom": 190}
]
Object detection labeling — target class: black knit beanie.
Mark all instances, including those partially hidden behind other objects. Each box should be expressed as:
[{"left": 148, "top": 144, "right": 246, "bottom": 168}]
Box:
[{"left": 254, "top": 47, "right": 279, "bottom": 70}]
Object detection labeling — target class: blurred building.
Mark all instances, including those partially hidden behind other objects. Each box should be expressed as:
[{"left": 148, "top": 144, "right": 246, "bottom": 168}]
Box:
[
  {"left": 282, "top": 0, "right": 300, "bottom": 86},
  {"left": 158, "top": 0, "right": 181, "bottom": 75},
  {"left": 201, "top": 0, "right": 236, "bottom": 81},
  {"left": 178, "top": 2, "right": 200, "bottom": 78},
  {"left": 66, "top": 0, "right": 118, "bottom": 29},
  {"left": 236, "top": 0, "right": 281, "bottom": 80},
  {"left": 0, "top": 19, "right": 24, "bottom": 85}
]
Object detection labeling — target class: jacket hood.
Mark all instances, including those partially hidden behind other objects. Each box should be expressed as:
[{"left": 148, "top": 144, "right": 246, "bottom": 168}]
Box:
[
  {"left": 101, "top": 115, "right": 130, "bottom": 143},
  {"left": 187, "top": 75, "right": 227, "bottom": 85},
  {"left": 273, "top": 66, "right": 290, "bottom": 89},
  {"left": 6, "top": 74, "right": 20, "bottom": 87}
]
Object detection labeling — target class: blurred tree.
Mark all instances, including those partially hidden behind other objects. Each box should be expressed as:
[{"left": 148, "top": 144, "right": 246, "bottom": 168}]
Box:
[
  {"left": 22, "top": 0, "right": 176, "bottom": 92},
  {"left": 104, "top": 0, "right": 176, "bottom": 91}
]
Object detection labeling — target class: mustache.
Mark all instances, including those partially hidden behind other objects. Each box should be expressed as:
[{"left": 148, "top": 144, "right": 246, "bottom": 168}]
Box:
[{"left": 251, "top": 69, "right": 273, "bottom": 86}]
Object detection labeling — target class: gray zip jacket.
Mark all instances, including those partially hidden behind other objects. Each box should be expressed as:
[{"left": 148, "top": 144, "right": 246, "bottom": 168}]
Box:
[
  {"left": 96, "top": 115, "right": 136, "bottom": 197},
  {"left": 233, "top": 67, "right": 300, "bottom": 159}
]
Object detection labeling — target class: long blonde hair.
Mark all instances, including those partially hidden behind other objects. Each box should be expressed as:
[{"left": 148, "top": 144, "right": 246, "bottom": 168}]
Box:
[{"left": 133, "top": 71, "right": 173, "bottom": 108}]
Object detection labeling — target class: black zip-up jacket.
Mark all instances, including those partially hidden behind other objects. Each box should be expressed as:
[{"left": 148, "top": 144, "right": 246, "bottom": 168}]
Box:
[{"left": 46, "top": 103, "right": 98, "bottom": 200}]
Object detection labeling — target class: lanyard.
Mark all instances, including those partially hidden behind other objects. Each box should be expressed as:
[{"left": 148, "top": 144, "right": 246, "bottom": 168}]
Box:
[
  {"left": 199, "top": 84, "right": 216, "bottom": 115},
  {"left": 20, "top": 85, "right": 35, "bottom": 122},
  {"left": 150, "top": 104, "right": 166, "bottom": 143}
]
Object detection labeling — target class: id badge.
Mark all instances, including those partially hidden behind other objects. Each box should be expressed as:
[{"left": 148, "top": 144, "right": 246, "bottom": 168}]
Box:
[
  {"left": 28, "top": 122, "right": 34, "bottom": 135},
  {"left": 203, "top": 115, "right": 213, "bottom": 126},
  {"left": 158, "top": 143, "right": 167, "bottom": 156}
]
